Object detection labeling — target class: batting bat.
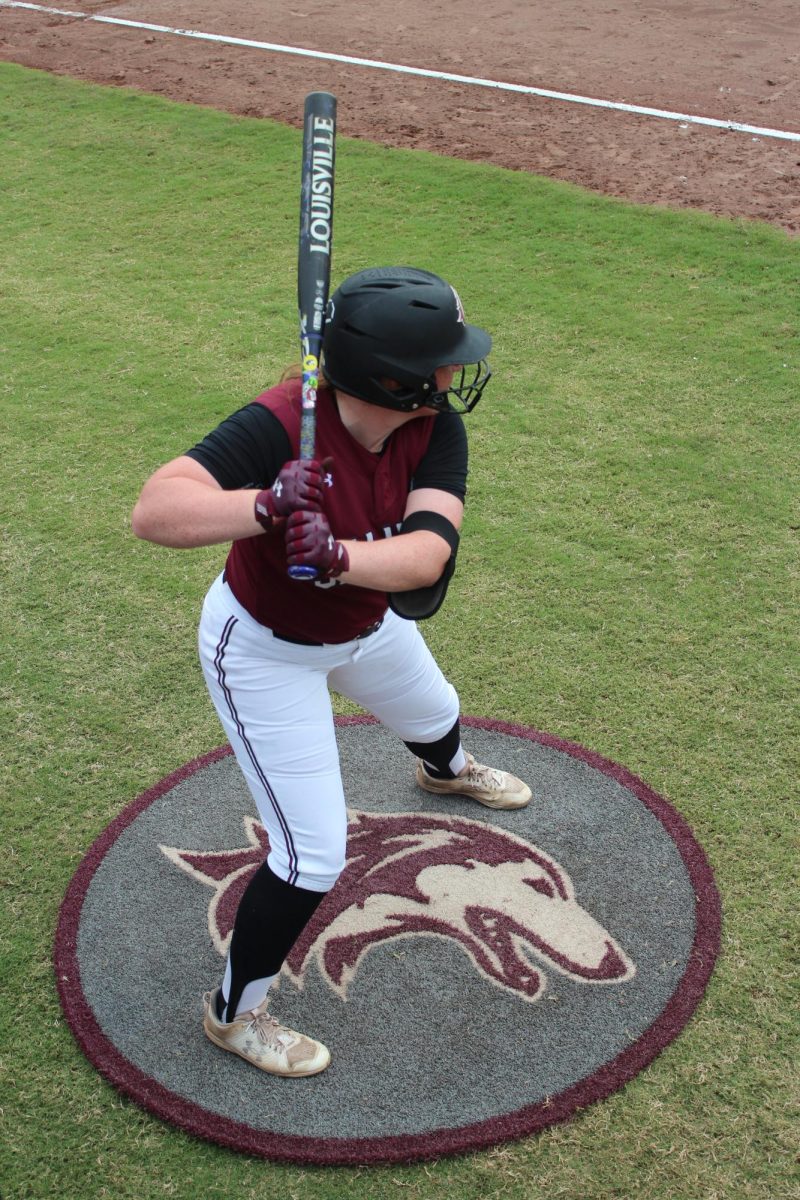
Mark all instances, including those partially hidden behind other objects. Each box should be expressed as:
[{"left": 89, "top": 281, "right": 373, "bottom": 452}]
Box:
[{"left": 288, "top": 90, "right": 337, "bottom": 580}]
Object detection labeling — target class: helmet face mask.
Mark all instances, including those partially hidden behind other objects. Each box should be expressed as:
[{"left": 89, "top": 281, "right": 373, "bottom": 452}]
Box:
[
  {"left": 322, "top": 267, "right": 493, "bottom": 414},
  {"left": 422, "top": 360, "right": 493, "bottom": 414},
  {"left": 350, "top": 359, "right": 493, "bottom": 414}
]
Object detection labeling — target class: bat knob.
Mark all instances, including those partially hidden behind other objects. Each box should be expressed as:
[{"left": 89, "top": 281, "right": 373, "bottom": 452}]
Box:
[{"left": 288, "top": 564, "right": 319, "bottom": 581}]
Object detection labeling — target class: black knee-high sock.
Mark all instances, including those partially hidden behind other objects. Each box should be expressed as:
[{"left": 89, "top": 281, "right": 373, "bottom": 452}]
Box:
[
  {"left": 404, "top": 717, "right": 463, "bottom": 780},
  {"left": 221, "top": 860, "right": 326, "bottom": 1021}
]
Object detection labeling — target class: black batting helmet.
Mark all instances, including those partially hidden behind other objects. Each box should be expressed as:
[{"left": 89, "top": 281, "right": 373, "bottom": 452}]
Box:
[{"left": 321, "top": 266, "right": 492, "bottom": 413}]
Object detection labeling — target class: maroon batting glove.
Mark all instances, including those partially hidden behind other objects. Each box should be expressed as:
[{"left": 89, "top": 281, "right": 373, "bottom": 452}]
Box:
[
  {"left": 254, "top": 458, "right": 332, "bottom": 532},
  {"left": 285, "top": 510, "right": 350, "bottom": 580}
]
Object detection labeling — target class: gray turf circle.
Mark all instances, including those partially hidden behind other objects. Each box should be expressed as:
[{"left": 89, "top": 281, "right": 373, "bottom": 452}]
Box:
[{"left": 75, "top": 722, "right": 697, "bottom": 1140}]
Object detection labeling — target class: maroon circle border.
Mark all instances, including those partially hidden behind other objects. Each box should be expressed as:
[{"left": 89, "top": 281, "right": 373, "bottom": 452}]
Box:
[{"left": 54, "top": 717, "right": 721, "bottom": 1166}]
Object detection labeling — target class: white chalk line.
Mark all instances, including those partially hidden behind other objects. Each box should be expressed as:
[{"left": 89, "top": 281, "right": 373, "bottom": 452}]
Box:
[{"left": 3, "top": 0, "right": 799, "bottom": 143}]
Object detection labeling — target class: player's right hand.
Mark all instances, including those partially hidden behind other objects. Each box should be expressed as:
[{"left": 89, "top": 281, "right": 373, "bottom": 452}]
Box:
[{"left": 268, "top": 458, "right": 331, "bottom": 516}]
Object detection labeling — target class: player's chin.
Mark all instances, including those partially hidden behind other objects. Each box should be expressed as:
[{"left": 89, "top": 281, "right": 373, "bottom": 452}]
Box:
[
  {"left": 393, "top": 405, "right": 439, "bottom": 424},
  {"left": 390, "top": 401, "right": 445, "bottom": 427}
]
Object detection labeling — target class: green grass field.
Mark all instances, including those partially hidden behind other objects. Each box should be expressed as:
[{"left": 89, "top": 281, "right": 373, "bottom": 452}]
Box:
[{"left": 1, "top": 62, "right": 797, "bottom": 1200}]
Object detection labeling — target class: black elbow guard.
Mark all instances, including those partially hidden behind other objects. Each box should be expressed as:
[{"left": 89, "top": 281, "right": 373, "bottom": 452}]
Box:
[{"left": 388, "top": 510, "right": 460, "bottom": 621}]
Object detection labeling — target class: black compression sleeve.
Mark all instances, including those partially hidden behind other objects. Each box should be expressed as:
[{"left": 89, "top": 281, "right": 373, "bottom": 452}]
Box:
[
  {"left": 410, "top": 411, "right": 468, "bottom": 500},
  {"left": 185, "top": 403, "right": 293, "bottom": 490},
  {"left": 224, "top": 862, "right": 326, "bottom": 1021}
]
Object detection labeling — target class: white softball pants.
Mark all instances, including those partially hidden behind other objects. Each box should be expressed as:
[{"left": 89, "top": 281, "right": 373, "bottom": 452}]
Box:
[{"left": 198, "top": 572, "right": 460, "bottom": 892}]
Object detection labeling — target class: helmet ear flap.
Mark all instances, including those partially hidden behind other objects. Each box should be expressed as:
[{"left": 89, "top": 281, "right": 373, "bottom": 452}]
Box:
[
  {"left": 373, "top": 374, "right": 436, "bottom": 412},
  {"left": 322, "top": 352, "right": 432, "bottom": 412}
]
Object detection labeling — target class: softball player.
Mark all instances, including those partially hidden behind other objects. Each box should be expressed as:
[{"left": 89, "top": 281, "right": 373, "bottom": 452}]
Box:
[{"left": 132, "top": 266, "right": 531, "bottom": 1078}]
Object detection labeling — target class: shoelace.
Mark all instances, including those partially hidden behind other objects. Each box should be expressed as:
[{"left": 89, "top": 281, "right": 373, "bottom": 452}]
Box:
[
  {"left": 246, "top": 1010, "right": 296, "bottom": 1048},
  {"left": 464, "top": 757, "right": 506, "bottom": 792}
]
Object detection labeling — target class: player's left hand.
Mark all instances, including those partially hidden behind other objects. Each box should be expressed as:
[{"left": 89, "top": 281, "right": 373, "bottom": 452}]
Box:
[{"left": 285, "top": 510, "right": 350, "bottom": 580}]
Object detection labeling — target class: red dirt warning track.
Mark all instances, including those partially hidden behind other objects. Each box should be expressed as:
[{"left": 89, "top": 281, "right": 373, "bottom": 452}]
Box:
[{"left": 1, "top": 0, "right": 798, "bottom": 231}]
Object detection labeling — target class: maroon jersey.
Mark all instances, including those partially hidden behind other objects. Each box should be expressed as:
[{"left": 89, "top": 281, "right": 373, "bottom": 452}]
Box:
[{"left": 224, "top": 381, "right": 437, "bottom": 642}]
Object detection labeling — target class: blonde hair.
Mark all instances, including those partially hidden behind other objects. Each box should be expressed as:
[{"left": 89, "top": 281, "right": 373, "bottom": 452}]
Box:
[
  {"left": 280, "top": 363, "right": 337, "bottom": 389},
  {"left": 279, "top": 364, "right": 302, "bottom": 382}
]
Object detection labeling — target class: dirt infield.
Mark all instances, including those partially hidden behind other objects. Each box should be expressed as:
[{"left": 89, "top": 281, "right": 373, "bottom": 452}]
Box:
[{"left": 2, "top": 0, "right": 798, "bottom": 232}]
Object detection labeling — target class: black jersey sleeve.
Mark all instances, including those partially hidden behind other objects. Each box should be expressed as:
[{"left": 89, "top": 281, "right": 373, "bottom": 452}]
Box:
[
  {"left": 184, "top": 403, "right": 293, "bottom": 490},
  {"left": 410, "top": 411, "right": 468, "bottom": 500}
]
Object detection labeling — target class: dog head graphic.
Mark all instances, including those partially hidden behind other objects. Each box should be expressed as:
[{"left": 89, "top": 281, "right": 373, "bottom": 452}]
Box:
[{"left": 162, "top": 809, "right": 634, "bottom": 1003}]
